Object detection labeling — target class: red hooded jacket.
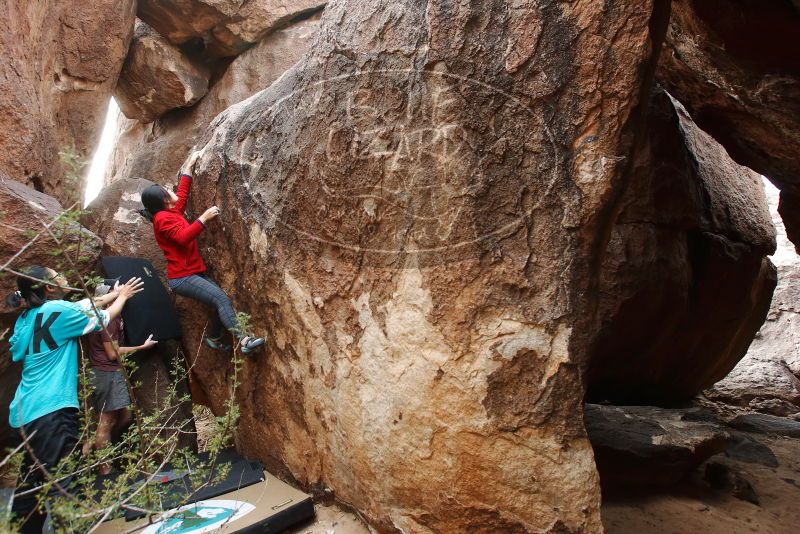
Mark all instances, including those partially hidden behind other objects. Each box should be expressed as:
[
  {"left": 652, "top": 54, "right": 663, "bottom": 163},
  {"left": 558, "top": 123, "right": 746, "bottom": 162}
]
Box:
[{"left": 152, "top": 174, "right": 207, "bottom": 279}]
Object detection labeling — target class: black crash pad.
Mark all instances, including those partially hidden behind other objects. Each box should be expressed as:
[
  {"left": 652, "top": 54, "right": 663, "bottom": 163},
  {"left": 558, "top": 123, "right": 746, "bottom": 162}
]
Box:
[{"left": 100, "top": 256, "right": 182, "bottom": 345}]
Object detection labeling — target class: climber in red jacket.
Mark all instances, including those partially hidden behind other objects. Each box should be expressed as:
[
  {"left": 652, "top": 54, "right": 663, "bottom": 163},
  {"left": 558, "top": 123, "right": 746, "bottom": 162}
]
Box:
[{"left": 140, "top": 151, "right": 265, "bottom": 354}]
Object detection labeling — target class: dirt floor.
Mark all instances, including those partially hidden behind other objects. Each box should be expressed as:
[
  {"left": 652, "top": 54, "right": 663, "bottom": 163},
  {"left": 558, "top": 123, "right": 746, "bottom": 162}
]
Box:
[
  {"left": 286, "top": 504, "right": 372, "bottom": 534},
  {"left": 602, "top": 434, "right": 800, "bottom": 534}
]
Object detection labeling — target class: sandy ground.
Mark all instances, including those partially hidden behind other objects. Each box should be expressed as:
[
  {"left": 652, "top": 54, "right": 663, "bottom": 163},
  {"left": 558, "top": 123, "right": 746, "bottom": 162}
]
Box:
[
  {"left": 286, "top": 504, "right": 372, "bottom": 534},
  {"left": 602, "top": 434, "right": 800, "bottom": 534}
]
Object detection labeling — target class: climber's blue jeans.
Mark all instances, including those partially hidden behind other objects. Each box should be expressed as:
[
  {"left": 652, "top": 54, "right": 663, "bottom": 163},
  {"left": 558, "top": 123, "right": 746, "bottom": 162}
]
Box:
[{"left": 170, "top": 273, "right": 238, "bottom": 339}]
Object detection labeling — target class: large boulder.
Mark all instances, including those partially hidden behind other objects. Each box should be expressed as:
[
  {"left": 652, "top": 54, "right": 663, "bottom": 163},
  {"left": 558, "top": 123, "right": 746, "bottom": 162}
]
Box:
[
  {"left": 114, "top": 21, "right": 210, "bottom": 123},
  {"left": 105, "top": 13, "right": 322, "bottom": 186},
  {"left": 0, "top": 178, "right": 103, "bottom": 309},
  {"left": 206, "top": 0, "right": 325, "bottom": 56},
  {"left": 136, "top": 0, "right": 242, "bottom": 46},
  {"left": 180, "top": 0, "right": 667, "bottom": 531},
  {"left": 706, "top": 184, "right": 800, "bottom": 414},
  {"left": 0, "top": 178, "right": 103, "bottom": 446},
  {"left": 657, "top": 0, "right": 800, "bottom": 251},
  {"left": 136, "top": 0, "right": 324, "bottom": 58},
  {"left": 587, "top": 90, "right": 777, "bottom": 404},
  {"left": 0, "top": 0, "right": 136, "bottom": 205}
]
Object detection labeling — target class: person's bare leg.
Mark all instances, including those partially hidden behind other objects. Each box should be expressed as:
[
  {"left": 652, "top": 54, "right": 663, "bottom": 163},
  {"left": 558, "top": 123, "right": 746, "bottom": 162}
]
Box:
[
  {"left": 111, "top": 408, "right": 133, "bottom": 442},
  {"left": 94, "top": 412, "right": 116, "bottom": 475}
]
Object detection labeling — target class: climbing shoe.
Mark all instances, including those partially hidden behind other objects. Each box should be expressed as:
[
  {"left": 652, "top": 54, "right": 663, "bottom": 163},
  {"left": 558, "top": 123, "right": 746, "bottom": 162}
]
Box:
[
  {"left": 240, "top": 336, "right": 265, "bottom": 354},
  {"left": 205, "top": 336, "right": 232, "bottom": 352}
]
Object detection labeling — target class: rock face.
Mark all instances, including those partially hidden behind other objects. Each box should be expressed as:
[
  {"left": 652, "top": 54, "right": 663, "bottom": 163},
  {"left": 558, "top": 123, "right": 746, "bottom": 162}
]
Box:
[
  {"left": 657, "top": 0, "right": 800, "bottom": 251},
  {"left": 137, "top": 0, "right": 242, "bottom": 45},
  {"left": 105, "top": 14, "right": 321, "bottom": 186},
  {"left": 115, "top": 21, "right": 210, "bottom": 123},
  {"left": 136, "top": 0, "right": 324, "bottom": 57},
  {"left": 587, "top": 90, "right": 777, "bottom": 404},
  {"left": 0, "top": 177, "right": 103, "bottom": 446},
  {"left": 179, "top": 0, "right": 668, "bottom": 531},
  {"left": 728, "top": 413, "right": 800, "bottom": 439},
  {"left": 584, "top": 404, "right": 731, "bottom": 489},
  {"left": 207, "top": 0, "right": 325, "bottom": 56},
  {"left": 0, "top": 178, "right": 103, "bottom": 311},
  {"left": 0, "top": 0, "right": 136, "bottom": 205},
  {"left": 706, "top": 183, "right": 800, "bottom": 414}
]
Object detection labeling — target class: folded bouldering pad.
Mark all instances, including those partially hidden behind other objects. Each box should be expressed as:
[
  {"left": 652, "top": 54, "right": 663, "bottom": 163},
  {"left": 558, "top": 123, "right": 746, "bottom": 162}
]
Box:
[
  {"left": 93, "top": 450, "right": 313, "bottom": 533},
  {"left": 100, "top": 256, "right": 182, "bottom": 345}
]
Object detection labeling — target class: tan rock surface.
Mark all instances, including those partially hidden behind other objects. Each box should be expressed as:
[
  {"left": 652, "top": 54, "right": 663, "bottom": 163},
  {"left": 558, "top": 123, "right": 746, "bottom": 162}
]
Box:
[
  {"left": 177, "top": 0, "right": 668, "bottom": 531},
  {"left": 105, "top": 14, "right": 321, "bottom": 186},
  {"left": 588, "top": 90, "right": 777, "bottom": 403},
  {"left": 602, "top": 434, "right": 800, "bottom": 534},
  {"left": 286, "top": 503, "right": 370, "bottom": 534},
  {"left": 657, "top": 0, "right": 800, "bottom": 251},
  {"left": 114, "top": 21, "right": 210, "bottom": 123},
  {"left": 0, "top": 0, "right": 136, "bottom": 205}
]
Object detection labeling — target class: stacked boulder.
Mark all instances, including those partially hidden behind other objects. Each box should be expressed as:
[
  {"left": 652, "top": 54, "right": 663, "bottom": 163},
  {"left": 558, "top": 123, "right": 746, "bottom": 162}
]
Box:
[
  {"left": 657, "top": 0, "right": 800, "bottom": 251},
  {"left": 114, "top": 21, "right": 211, "bottom": 123},
  {"left": 706, "top": 184, "right": 800, "bottom": 415},
  {"left": 111, "top": 0, "right": 326, "bottom": 126}
]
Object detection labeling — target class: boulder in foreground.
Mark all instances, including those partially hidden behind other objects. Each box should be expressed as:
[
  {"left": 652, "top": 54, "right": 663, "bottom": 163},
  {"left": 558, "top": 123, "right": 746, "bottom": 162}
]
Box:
[
  {"left": 183, "top": 0, "right": 667, "bottom": 531},
  {"left": 0, "top": 178, "right": 102, "bottom": 447}
]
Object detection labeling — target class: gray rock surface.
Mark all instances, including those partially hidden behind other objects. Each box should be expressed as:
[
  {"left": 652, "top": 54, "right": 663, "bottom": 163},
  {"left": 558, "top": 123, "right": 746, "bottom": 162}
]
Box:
[
  {"left": 729, "top": 413, "right": 800, "bottom": 438},
  {"left": 585, "top": 404, "right": 731, "bottom": 488}
]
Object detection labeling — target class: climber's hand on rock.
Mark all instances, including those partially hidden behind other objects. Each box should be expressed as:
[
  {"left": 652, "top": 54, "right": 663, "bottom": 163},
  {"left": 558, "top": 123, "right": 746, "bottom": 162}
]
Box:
[
  {"left": 183, "top": 150, "right": 202, "bottom": 175},
  {"left": 199, "top": 206, "right": 220, "bottom": 224}
]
